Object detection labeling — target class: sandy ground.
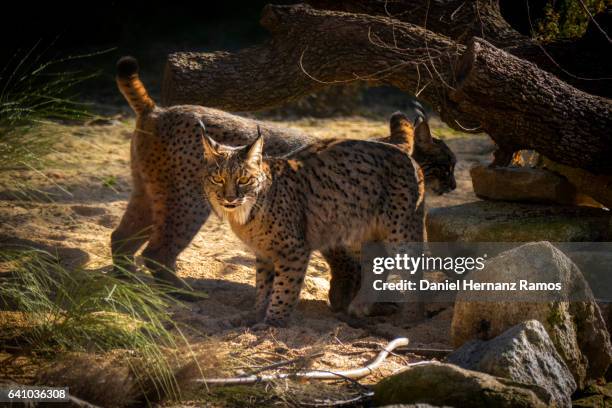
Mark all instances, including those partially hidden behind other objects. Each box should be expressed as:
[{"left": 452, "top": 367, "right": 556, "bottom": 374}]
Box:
[{"left": 0, "top": 112, "right": 495, "bottom": 404}]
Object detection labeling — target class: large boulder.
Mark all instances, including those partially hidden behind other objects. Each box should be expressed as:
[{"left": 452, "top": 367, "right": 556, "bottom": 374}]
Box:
[
  {"left": 427, "top": 201, "right": 612, "bottom": 242},
  {"left": 447, "top": 320, "right": 576, "bottom": 407},
  {"left": 566, "top": 249, "right": 612, "bottom": 337},
  {"left": 451, "top": 242, "right": 612, "bottom": 389},
  {"left": 470, "top": 165, "right": 596, "bottom": 206},
  {"left": 373, "top": 362, "right": 548, "bottom": 407}
]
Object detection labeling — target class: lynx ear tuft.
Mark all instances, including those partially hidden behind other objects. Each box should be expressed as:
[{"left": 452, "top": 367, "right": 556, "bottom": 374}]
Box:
[
  {"left": 199, "top": 119, "right": 220, "bottom": 159},
  {"left": 246, "top": 126, "right": 264, "bottom": 166},
  {"left": 414, "top": 118, "right": 433, "bottom": 145}
]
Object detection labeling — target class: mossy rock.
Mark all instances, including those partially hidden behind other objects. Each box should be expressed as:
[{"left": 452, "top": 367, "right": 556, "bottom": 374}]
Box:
[
  {"left": 427, "top": 201, "right": 612, "bottom": 242},
  {"left": 373, "top": 362, "right": 548, "bottom": 407},
  {"left": 450, "top": 242, "right": 612, "bottom": 390}
]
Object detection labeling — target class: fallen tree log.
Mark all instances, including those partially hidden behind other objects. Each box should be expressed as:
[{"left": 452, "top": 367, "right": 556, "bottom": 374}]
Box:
[
  {"left": 162, "top": 4, "right": 464, "bottom": 118},
  {"left": 306, "top": 0, "right": 526, "bottom": 47},
  {"left": 450, "top": 37, "right": 612, "bottom": 173},
  {"left": 162, "top": 4, "right": 612, "bottom": 173},
  {"left": 306, "top": 1, "right": 612, "bottom": 97}
]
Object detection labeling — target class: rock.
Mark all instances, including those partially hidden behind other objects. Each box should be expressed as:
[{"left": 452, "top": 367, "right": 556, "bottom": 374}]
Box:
[
  {"left": 564, "top": 249, "right": 612, "bottom": 305},
  {"left": 373, "top": 362, "right": 548, "bottom": 407},
  {"left": 572, "top": 383, "right": 612, "bottom": 407},
  {"left": 451, "top": 242, "right": 612, "bottom": 389},
  {"left": 541, "top": 156, "right": 612, "bottom": 209},
  {"left": 600, "top": 300, "right": 612, "bottom": 328},
  {"left": 470, "top": 165, "right": 590, "bottom": 205},
  {"left": 565, "top": 249, "right": 612, "bottom": 339},
  {"left": 447, "top": 320, "right": 576, "bottom": 407},
  {"left": 426, "top": 201, "right": 612, "bottom": 242}
]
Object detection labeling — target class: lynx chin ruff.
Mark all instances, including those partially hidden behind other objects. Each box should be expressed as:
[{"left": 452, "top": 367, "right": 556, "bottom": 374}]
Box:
[{"left": 201, "top": 113, "right": 456, "bottom": 326}]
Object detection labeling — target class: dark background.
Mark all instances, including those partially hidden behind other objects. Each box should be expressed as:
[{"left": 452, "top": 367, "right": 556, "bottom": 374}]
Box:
[
  {"left": 0, "top": 0, "right": 547, "bottom": 107},
  {"left": 0, "top": 1, "right": 290, "bottom": 60},
  {"left": 0, "top": 0, "right": 545, "bottom": 58}
]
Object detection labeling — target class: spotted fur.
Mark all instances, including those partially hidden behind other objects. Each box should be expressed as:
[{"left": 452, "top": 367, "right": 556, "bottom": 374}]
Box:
[
  {"left": 383, "top": 108, "right": 456, "bottom": 195},
  {"left": 111, "top": 57, "right": 315, "bottom": 292},
  {"left": 324, "top": 108, "right": 457, "bottom": 313},
  {"left": 202, "top": 125, "right": 432, "bottom": 326}
]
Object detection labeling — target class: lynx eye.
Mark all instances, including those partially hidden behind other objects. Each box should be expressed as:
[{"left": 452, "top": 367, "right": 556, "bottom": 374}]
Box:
[
  {"left": 210, "top": 175, "right": 224, "bottom": 184},
  {"left": 237, "top": 175, "right": 253, "bottom": 185}
]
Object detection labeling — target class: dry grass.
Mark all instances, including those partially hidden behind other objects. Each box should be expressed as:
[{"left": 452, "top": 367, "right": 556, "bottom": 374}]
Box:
[{"left": 0, "top": 107, "right": 491, "bottom": 406}]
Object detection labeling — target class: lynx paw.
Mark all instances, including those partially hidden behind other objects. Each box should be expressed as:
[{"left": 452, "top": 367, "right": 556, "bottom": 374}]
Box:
[{"left": 347, "top": 299, "right": 374, "bottom": 318}]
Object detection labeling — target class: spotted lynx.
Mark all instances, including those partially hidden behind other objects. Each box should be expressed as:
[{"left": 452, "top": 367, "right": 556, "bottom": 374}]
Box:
[
  {"left": 111, "top": 56, "right": 315, "bottom": 292},
  {"left": 325, "top": 109, "right": 456, "bottom": 312},
  {"left": 201, "top": 112, "right": 456, "bottom": 326}
]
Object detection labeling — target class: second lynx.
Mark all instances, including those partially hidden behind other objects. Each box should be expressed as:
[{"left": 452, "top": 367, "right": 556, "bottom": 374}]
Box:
[{"left": 201, "top": 111, "right": 455, "bottom": 326}]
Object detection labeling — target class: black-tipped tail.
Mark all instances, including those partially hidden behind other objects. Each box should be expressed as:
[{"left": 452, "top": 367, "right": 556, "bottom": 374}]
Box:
[
  {"left": 116, "top": 56, "right": 139, "bottom": 79},
  {"left": 390, "top": 111, "right": 413, "bottom": 134},
  {"left": 116, "top": 56, "right": 155, "bottom": 116}
]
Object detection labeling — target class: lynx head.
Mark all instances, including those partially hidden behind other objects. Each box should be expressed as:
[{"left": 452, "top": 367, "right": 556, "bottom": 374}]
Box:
[
  {"left": 200, "top": 122, "right": 268, "bottom": 225},
  {"left": 389, "top": 109, "right": 457, "bottom": 195}
]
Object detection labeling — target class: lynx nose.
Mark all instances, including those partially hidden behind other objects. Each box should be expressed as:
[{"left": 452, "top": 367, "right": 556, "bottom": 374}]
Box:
[{"left": 222, "top": 197, "right": 242, "bottom": 209}]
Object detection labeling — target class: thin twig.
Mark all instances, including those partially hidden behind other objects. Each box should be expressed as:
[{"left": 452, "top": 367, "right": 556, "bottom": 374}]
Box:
[
  {"left": 194, "top": 338, "right": 423, "bottom": 385},
  {"left": 450, "top": 2, "right": 466, "bottom": 21},
  {"left": 454, "top": 120, "right": 482, "bottom": 132}
]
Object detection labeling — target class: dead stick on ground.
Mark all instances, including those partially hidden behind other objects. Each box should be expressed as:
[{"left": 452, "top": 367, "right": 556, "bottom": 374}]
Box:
[
  {"left": 244, "top": 351, "right": 325, "bottom": 376},
  {"left": 194, "top": 337, "right": 434, "bottom": 385}
]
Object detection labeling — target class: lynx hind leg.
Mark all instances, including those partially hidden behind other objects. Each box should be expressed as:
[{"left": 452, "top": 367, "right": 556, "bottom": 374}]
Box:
[
  {"left": 142, "top": 184, "right": 211, "bottom": 293},
  {"left": 264, "top": 250, "right": 310, "bottom": 327},
  {"left": 382, "top": 215, "right": 426, "bottom": 320},
  {"left": 321, "top": 247, "right": 361, "bottom": 313},
  {"left": 255, "top": 258, "right": 275, "bottom": 321},
  {"left": 347, "top": 252, "right": 387, "bottom": 319},
  {"left": 348, "top": 211, "right": 426, "bottom": 319},
  {"left": 111, "top": 172, "right": 152, "bottom": 275}
]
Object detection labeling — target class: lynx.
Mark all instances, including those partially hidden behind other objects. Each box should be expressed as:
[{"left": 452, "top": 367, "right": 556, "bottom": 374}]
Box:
[
  {"left": 200, "top": 112, "right": 456, "bottom": 326},
  {"left": 111, "top": 56, "right": 314, "bottom": 293}
]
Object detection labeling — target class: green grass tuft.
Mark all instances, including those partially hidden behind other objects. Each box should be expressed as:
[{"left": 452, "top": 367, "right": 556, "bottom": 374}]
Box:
[
  {"left": 0, "top": 248, "right": 199, "bottom": 403},
  {"left": 0, "top": 43, "right": 112, "bottom": 172}
]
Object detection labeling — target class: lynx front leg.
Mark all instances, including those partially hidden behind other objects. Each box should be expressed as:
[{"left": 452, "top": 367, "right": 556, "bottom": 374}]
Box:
[
  {"left": 255, "top": 258, "right": 275, "bottom": 321},
  {"left": 264, "top": 251, "right": 310, "bottom": 327}
]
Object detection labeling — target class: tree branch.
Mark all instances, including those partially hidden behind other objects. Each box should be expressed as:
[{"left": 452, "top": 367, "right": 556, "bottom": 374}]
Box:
[
  {"left": 162, "top": 4, "right": 612, "bottom": 173},
  {"left": 306, "top": 0, "right": 612, "bottom": 97}
]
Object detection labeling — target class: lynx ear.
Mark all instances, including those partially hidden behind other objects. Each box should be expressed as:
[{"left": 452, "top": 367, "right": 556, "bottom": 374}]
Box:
[
  {"left": 199, "top": 119, "right": 220, "bottom": 160},
  {"left": 414, "top": 116, "right": 433, "bottom": 145},
  {"left": 246, "top": 126, "right": 264, "bottom": 167}
]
